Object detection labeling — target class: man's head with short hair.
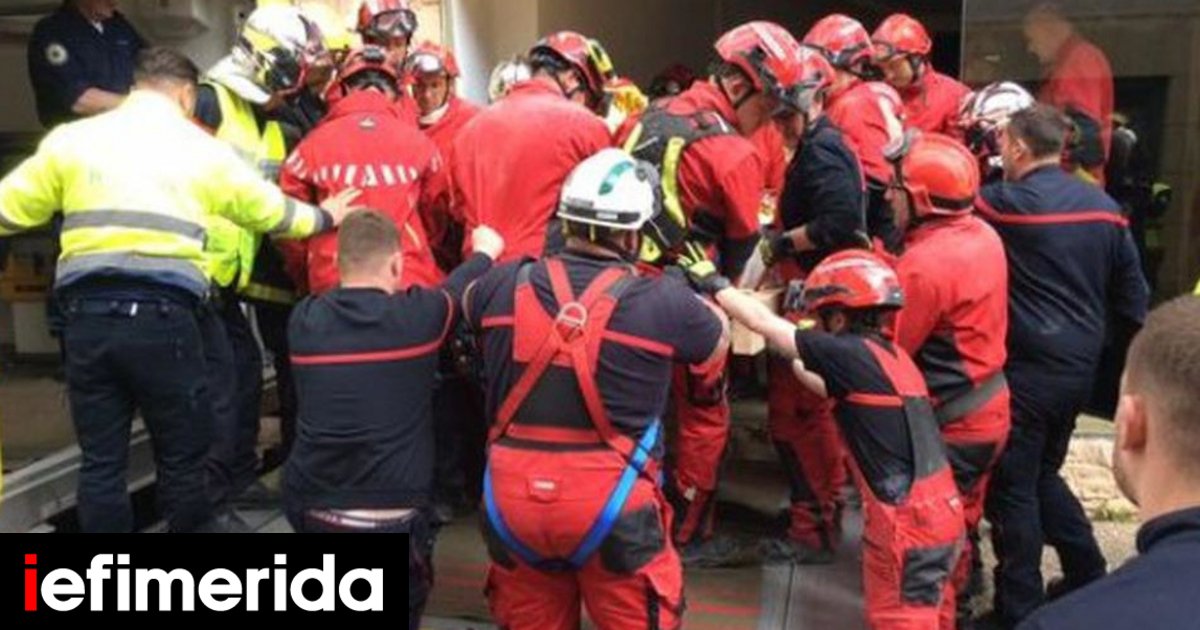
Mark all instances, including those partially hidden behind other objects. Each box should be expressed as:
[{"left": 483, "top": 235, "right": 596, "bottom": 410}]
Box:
[
  {"left": 133, "top": 47, "right": 200, "bottom": 115},
  {"left": 337, "top": 209, "right": 402, "bottom": 291},
  {"left": 1023, "top": 3, "right": 1076, "bottom": 64},
  {"left": 1113, "top": 296, "right": 1200, "bottom": 517},
  {"left": 1001, "top": 104, "right": 1070, "bottom": 179}
]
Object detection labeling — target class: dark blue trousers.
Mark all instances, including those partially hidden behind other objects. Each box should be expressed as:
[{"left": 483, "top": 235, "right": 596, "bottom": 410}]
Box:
[{"left": 63, "top": 290, "right": 212, "bottom": 532}]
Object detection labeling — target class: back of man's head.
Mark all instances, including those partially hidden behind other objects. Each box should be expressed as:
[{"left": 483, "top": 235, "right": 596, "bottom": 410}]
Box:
[
  {"left": 134, "top": 47, "right": 200, "bottom": 89},
  {"left": 337, "top": 209, "right": 399, "bottom": 282},
  {"left": 1125, "top": 296, "right": 1200, "bottom": 474},
  {"left": 1007, "top": 104, "right": 1071, "bottom": 160}
]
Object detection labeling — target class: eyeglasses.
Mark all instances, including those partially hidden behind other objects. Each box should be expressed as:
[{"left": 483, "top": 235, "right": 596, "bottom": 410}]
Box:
[{"left": 368, "top": 9, "right": 417, "bottom": 40}]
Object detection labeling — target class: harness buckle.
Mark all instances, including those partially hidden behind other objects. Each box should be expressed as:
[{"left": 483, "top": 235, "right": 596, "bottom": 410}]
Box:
[{"left": 554, "top": 302, "right": 589, "bottom": 342}]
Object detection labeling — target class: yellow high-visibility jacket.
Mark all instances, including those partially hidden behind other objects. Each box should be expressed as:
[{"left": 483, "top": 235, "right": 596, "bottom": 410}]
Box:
[
  {"left": 0, "top": 90, "right": 329, "bottom": 298},
  {"left": 204, "top": 80, "right": 288, "bottom": 293}
]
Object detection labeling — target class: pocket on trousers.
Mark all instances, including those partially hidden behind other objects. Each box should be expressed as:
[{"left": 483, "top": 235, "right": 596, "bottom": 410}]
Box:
[
  {"left": 900, "top": 543, "right": 957, "bottom": 606},
  {"left": 599, "top": 505, "right": 666, "bottom": 575}
]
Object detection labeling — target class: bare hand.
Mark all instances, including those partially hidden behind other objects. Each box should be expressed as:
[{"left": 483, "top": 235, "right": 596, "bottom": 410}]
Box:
[
  {"left": 471, "top": 225, "right": 505, "bottom": 261},
  {"left": 320, "top": 187, "right": 364, "bottom": 226}
]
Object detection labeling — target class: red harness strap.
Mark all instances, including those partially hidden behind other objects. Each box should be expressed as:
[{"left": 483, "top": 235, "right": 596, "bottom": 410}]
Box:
[{"left": 488, "top": 259, "right": 656, "bottom": 477}]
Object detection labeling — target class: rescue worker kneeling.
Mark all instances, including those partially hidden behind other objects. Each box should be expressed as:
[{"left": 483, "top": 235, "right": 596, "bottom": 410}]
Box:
[
  {"left": 464, "top": 149, "right": 730, "bottom": 630},
  {"left": 684, "top": 248, "right": 964, "bottom": 629},
  {"left": 284, "top": 211, "right": 503, "bottom": 630}
]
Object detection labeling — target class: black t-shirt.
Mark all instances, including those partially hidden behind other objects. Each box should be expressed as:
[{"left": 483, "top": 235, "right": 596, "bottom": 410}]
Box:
[
  {"left": 465, "top": 252, "right": 723, "bottom": 447},
  {"left": 796, "top": 330, "right": 947, "bottom": 504},
  {"left": 779, "top": 116, "right": 866, "bottom": 270},
  {"left": 283, "top": 254, "right": 491, "bottom": 510}
]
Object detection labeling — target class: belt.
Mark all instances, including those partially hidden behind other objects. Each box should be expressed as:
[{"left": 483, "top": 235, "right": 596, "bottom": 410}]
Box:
[
  {"left": 66, "top": 297, "right": 192, "bottom": 318},
  {"left": 935, "top": 372, "right": 1007, "bottom": 426}
]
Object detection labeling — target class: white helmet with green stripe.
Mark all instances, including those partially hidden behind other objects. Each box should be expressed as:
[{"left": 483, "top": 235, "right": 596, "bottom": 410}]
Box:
[{"left": 558, "top": 149, "right": 660, "bottom": 234}]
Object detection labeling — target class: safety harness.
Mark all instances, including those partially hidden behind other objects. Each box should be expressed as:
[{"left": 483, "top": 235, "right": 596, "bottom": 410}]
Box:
[
  {"left": 482, "top": 259, "right": 663, "bottom": 571},
  {"left": 622, "top": 106, "right": 735, "bottom": 264}
]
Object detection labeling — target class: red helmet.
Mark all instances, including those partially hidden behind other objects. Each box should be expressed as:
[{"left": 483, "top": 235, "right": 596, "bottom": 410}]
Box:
[
  {"left": 357, "top": 0, "right": 417, "bottom": 44},
  {"left": 803, "top": 250, "right": 904, "bottom": 313},
  {"left": 885, "top": 130, "right": 979, "bottom": 219},
  {"left": 872, "top": 13, "right": 933, "bottom": 60},
  {"left": 785, "top": 47, "right": 836, "bottom": 113},
  {"left": 802, "top": 14, "right": 874, "bottom": 76},
  {"left": 528, "top": 31, "right": 615, "bottom": 105},
  {"left": 335, "top": 45, "right": 400, "bottom": 93},
  {"left": 715, "top": 21, "right": 811, "bottom": 112},
  {"left": 404, "top": 41, "right": 460, "bottom": 78}
]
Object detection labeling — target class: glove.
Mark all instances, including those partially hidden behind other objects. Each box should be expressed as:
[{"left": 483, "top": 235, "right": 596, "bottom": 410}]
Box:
[{"left": 677, "top": 241, "right": 731, "bottom": 296}]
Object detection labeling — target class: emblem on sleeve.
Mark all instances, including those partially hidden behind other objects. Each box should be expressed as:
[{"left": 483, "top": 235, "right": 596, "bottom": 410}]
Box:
[{"left": 46, "top": 43, "right": 69, "bottom": 66}]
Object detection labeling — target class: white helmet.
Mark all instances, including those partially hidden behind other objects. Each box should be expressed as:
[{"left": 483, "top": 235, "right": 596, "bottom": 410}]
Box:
[
  {"left": 958, "top": 81, "right": 1035, "bottom": 158},
  {"left": 209, "top": 5, "right": 326, "bottom": 104},
  {"left": 488, "top": 57, "right": 532, "bottom": 103},
  {"left": 558, "top": 149, "right": 660, "bottom": 234}
]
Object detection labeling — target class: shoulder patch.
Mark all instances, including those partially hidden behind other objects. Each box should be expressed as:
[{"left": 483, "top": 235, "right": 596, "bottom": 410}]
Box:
[{"left": 45, "top": 42, "right": 68, "bottom": 66}]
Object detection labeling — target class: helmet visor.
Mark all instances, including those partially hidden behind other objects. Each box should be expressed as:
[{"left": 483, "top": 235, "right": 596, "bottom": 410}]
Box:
[{"left": 369, "top": 9, "right": 417, "bottom": 40}]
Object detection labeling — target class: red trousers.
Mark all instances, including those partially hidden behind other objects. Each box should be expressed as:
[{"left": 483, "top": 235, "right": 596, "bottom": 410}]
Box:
[
  {"left": 669, "top": 356, "right": 730, "bottom": 544},
  {"left": 767, "top": 356, "right": 847, "bottom": 550},
  {"left": 942, "top": 388, "right": 1011, "bottom": 597},
  {"left": 483, "top": 444, "right": 684, "bottom": 630},
  {"left": 857, "top": 465, "right": 965, "bottom": 630}
]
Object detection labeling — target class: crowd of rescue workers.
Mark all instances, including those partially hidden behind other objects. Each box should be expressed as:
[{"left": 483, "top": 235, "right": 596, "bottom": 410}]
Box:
[{"left": 6, "top": 1, "right": 1200, "bottom": 629}]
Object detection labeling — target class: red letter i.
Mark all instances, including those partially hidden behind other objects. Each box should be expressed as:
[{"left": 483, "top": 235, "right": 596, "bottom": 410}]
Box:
[{"left": 24, "top": 554, "right": 37, "bottom": 611}]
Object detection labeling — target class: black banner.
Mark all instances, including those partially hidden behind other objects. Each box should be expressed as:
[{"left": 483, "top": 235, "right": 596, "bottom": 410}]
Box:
[{"left": 1, "top": 536, "right": 409, "bottom": 623}]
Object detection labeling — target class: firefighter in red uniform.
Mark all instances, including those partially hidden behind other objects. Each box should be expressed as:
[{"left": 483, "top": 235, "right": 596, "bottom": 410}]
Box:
[
  {"left": 465, "top": 149, "right": 729, "bottom": 630},
  {"left": 687, "top": 247, "right": 965, "bottom": 630},
  {"left": 889, "top": 131, "right": 1011, "bottom": 626},
  {"left": 1024, "top": 3, "right": 1113, "bottom": 184},
  {"left": 405, "top": 41, "right": 482, "bottom": 269},
  {"left": 804, "top": 14, "right": 905, "bottom": 254},
  {"left": 356, "top": 0, "right": 421, "bottom": 125},
  {"left": 451, "top": 31, "right": 613, "bottom": 263},
  {"left": 617, "top": 21, "right": 809, "bottom": 565},
  {"left": 872, "top": 13, "right": 971, "bottom": 138},
  {"left": 279, "top": 46, "right": 446, "bottom": 293},
  {"left": 755, "top": 47, "right": 864, "bottom": 564}
]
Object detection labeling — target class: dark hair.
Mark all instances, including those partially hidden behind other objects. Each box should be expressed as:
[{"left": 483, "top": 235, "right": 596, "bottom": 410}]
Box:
[
  {"left": 817, "top": 306, "right": 894, "bottom": 336},
  {"left": 337, "top": 209, "right": 400, "bottom": 275},
  {"left": 1125, "top": 296, "right": 1200, "bottom": 470},
  {"left": 133, "top": 47, "right": 200, "bottom": 86},
  {"left": 1006, "top": 104, "right": 1071, "bottom": 159}
]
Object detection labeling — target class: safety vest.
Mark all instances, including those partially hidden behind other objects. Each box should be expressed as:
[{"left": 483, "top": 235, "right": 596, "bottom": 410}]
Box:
[
  {"left": 622, "top": 106, "right": 736, "bottom": 265},
  {"left": 206, "top": 81, "right": 295, "bottom": 303},
  {"left": 480, "top": 260, "right": 661, "bottom": 571}
]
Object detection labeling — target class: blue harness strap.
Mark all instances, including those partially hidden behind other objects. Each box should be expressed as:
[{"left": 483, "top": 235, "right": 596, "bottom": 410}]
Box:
[{"left": 484, "top": 419, "right": 662, "bottom": 572}]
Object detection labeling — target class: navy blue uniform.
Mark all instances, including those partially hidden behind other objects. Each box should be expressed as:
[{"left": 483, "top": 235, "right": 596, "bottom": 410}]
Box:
[
  {"left": 1018, "top": 507, "right": 1200, "bottom": 630},
  {"left": 978, "top": 164, "right": 1149, "bottom": 625},
  {"left": 27, "top": 6, "right": 145, "bottom": 128},
  {"left": 778, "top": 116, "right": 865, "bottom": 271}
]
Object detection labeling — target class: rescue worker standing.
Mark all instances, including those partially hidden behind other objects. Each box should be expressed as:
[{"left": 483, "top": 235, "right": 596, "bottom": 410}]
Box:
[
  {"left": 193, "top": 5, "right": 328, "bottom": 508},
  {"left": 889, "top": 131, "right": 1011, "bottom": 625},
  {"left": 757, "top": 47, "right": 864, "bottom": 564},
  {"left": 617, "top": 22, "right": 809, "bottom": 565},
  {"left": 689, "top": 248, "right": 964, "bottom": 630},
  {"left": 280, "top": 45, "right": 447, "bottom": 294},
  {"left": 465, "top": 150, "right": 729, "bottom": 629},
  {"left": 872, "top": 13, "right": 971, "bottom": 138},
  {"left": 451, "top": 31, "right": 613, "bottom": 262},
  {"left": 406, "top": 41, "right": 482, "bottom": 269},
  {"left": 27, "top": 0, "right": 145, "bottom": 129},
  {"left": 979, "top": 105, "right": 1149, "bottom": 626},
  {"left": 1017, "top": 297, "right": 1200, "bottom": 629},
  {"left": 356, "top": 0, "right": 420, "bottom": 124},
  {"left": 804, "top": 14, "right": 905, "bottom": 254},
  {"left": 0, "top": 48, "right": 354, "bottom": 533},
  {"left": 1023, "top": 3, "right": 1113, "bottom": 184},
  {"left": 284, "top": 211, "right": 503, "bottom": 630}
]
